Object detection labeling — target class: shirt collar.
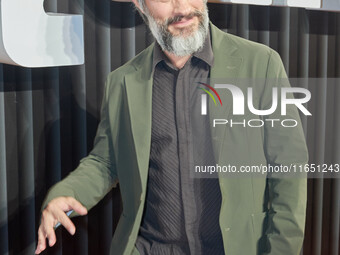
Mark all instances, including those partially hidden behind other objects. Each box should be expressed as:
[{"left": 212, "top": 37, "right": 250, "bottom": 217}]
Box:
[{"left": 152, "top": 26, "right": 214, "bottom": 70}]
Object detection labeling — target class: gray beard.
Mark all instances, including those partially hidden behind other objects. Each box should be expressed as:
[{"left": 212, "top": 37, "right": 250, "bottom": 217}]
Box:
[{"left": 146, "top": 7, "right": 209, "bottom": 57}]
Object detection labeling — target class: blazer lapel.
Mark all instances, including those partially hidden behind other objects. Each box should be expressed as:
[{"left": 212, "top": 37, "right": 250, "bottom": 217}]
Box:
[
  {"left": 209, "top": 23, "right": 243, "bottom": 163},
  {"left": 124, "top": 46, "right": 154, "bottom": 192}
]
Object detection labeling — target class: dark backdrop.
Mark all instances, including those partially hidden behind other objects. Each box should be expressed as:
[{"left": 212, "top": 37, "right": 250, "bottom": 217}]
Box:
[{"left": 0, "top": 1, "right": 339, "bottom": 254}]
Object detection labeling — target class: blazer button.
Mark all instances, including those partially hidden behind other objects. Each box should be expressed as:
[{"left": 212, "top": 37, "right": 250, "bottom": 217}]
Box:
[{"left": 224, "top": 227, "right": 230, "bottom": 232}]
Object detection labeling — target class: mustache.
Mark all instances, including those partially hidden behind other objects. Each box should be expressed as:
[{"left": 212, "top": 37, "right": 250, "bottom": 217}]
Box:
[{"left": 166, "top": 10, "right": 203, "bottom": 26}]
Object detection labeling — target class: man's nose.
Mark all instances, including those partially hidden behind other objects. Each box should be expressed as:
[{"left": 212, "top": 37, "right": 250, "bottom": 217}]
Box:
[{"left": 171, "top": 0, "right": 192, "bottom": 16}]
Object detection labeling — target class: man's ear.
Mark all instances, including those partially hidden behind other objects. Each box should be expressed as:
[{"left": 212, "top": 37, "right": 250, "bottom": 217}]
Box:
[{"left": 132, "top": 0, "right": 145, "bottom": 14}]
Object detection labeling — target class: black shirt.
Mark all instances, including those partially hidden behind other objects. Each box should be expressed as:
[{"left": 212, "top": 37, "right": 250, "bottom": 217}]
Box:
[{"left": 135, "top": 29, "right": 225, "bottom": 255}]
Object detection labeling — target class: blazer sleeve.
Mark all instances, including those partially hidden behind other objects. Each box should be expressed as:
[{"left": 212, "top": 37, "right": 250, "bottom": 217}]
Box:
[
  {"left": 40, "top": 77, "right": 119, "bottom": 215},
  {"left": 261, "top": 50, "right": 308, "bottom": 255}
]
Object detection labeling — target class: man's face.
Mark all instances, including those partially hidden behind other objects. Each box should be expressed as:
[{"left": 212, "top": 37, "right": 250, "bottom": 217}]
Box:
[{"left": 137, "top": 0, "right": 209, "bottom": 56}]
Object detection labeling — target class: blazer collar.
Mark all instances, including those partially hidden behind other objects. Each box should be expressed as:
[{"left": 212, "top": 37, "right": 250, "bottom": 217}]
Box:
[{"left": 130, "top": 21, "right": 242, "bottom": 79}]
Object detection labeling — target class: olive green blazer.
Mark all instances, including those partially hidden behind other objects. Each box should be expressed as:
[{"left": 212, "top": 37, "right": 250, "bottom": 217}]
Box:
[{"left": 42, "top": 22, "right": 308, "bottom": 255}]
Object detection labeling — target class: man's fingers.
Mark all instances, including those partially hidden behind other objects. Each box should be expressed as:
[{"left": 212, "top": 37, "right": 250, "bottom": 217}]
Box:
[
  {"left": 53, "top": 210, "right": 76, "bottom": 235},
  {"left": 36, "top": 197, "right": 86, "bottom": 253},
  {"left": 35, "top": 228, "right": 46, "bottom": 254},
  {"left": 65, "top": 197, "right": 87, "bottom": 215},
  {"left": 45, "top": 226, "right": 57, "bottom": 247}
]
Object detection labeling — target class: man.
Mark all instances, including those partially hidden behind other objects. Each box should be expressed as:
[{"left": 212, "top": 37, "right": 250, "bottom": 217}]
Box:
[{"left": 35, "top": 0, "right": 308, "bottom": 254}]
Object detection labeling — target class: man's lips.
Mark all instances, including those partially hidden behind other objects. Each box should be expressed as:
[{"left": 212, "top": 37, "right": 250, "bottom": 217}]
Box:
[{"left": 170, "top": 17, "right": 195, "bottom": 27}]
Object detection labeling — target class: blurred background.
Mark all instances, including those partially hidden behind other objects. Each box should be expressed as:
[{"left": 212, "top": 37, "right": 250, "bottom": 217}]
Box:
[{"left": 0, "top": 0, "right": 339, "bottom": 254}]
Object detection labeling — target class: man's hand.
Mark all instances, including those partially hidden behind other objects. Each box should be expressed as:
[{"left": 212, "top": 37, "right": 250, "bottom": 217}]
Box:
[{"left": 35, "top": 197, "right": 88, "bottom": 254}]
